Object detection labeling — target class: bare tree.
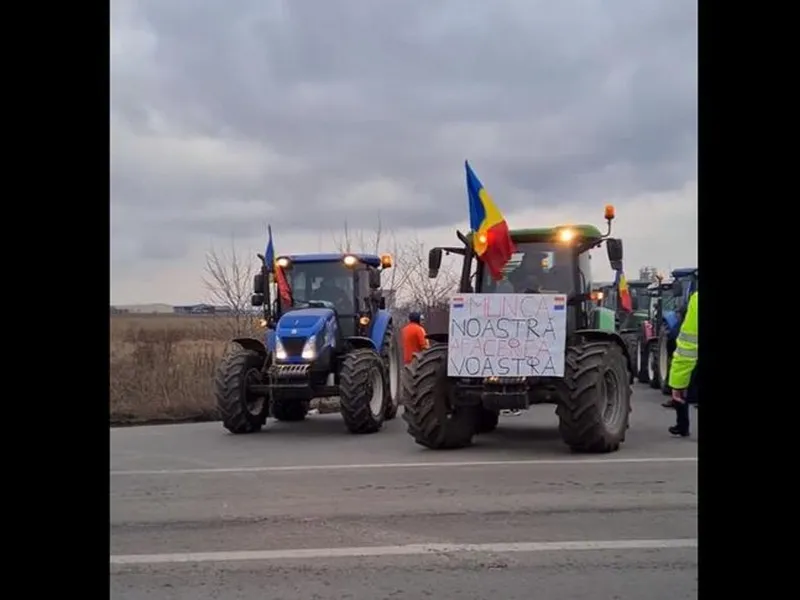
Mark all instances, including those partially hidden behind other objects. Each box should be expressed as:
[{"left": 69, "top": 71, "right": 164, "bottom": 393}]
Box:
[
  {"left": 203, "top": 239, "right": 257, "bottom": 337},
  {"left": 394, "top": 234, "right": 459, "bottom": 310}
]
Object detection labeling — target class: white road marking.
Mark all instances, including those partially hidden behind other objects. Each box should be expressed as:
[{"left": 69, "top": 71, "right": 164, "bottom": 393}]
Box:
[
  {"left": 110, "top": 456, "right": 697, "bottom": 476},
  {"left": 110, "top": 538, "right": 697, "bottom": 566}
]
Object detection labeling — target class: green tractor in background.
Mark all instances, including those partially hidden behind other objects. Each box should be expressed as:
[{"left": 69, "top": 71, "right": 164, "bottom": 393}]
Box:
[
  {"left": 594, "top": 278, "right": 653, "bottom": 382},
  {"left": 402, "top": 206, "right": 634, "bottom": 453}
]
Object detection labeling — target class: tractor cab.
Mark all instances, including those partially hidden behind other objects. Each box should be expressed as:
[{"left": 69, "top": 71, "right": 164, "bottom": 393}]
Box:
[
  {"left": 271, "top": 253, "right": 391, "bottom": 340},
  {"left": 428, "top": 223, "right": 624, "bottom": 337}
]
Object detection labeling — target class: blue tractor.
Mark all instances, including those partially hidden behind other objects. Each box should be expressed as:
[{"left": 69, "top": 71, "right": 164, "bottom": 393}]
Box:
[
  {"left": 214, "top": 252, "right": 403, "bottom": 435},
  {"left": 649, "top": 267, "right": 698, "bottom": 395}
]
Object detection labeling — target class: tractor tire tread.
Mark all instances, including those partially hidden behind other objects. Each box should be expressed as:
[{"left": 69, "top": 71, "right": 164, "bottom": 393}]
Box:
[
  {"left": 339, "top": 348, "right": 387, "bottom": 434},
  {"left": 214, "top": 345, "right": 269, "bottom": 434},
  {"left": 402, "top": 345, "right": 476, "bottom": 449},
  {"left": 556, "top": 340, "right": 632, "bottom": 453}
]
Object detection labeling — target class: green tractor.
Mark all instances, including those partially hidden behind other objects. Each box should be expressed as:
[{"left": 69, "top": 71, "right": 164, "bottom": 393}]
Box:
[
  {"left": 402, "top": 208, "right": 634, "bottom": 453},
  {"left": 595, "top": 278, "right": 653, "bottom": 380}
]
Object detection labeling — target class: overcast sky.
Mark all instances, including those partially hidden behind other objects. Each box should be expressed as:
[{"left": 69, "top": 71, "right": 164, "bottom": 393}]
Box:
[{"left": 111, "top": 0, "right": 697, "bottom": 305}]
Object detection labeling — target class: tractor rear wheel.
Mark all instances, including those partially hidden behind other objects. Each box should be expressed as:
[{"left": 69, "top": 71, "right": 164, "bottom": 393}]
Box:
[
  {"left": 475, "top": 407, "right": 499, "bottom": 434},
  {"left": 214, "top": 344, "right": 270, "bottom": 434},
  {"left": 381, "top": 320, "right": 402, "bottom": 420},
  {"left": 402, "top": 345, "right": 477, "bottom": 449},
  {"left": 647, "top": 340, "right": 661, "bottom": 389},
  {"left": 339, "top": 348, "right": 388, "bottom": 434},
  {"left": 557, "top": 339, "right": 632, "bottom": 453},
  {"left": 271, "top": 398, "right": 309, "bottom": 422},
  {"left": 657, "top": 330, "right": 673, "bottom": 396},
  {"left": 635, "top": 337, "right": 650, "bottom": 384}
]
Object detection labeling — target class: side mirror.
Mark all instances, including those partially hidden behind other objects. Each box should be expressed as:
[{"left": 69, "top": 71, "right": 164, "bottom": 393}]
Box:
[
  {"left": 671, "top": 280, "right": 683, "bottom": 297},
  {"left": 253, "top": 273, "right": 265, "bottom": 294},
  {"left": 368, "top": 269, "right": 381, "bottom": 289},
  {"left": 379, "top": 296, "right": 386, "bottom": 310},
  {"left": 606, "top": 238, "right": 623, "bottom": 264},
  {"left": 251, "top": 293, "right": 264, "bottom": 307},
  {"left": 428, "top": 248, "right": 443, "bottom": 278}
]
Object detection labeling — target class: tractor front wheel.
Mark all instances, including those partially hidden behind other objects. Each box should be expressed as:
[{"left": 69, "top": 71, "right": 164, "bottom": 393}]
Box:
[
  {"left": 339, "top": 348, "right": 388, "bottom": 434},
  {"left": 635, "top": 338, "right": 650, "bottom": 384},
  {"left": 381, "top": 320, "right": 402, "bottom": 421},
  {"left": 557, "top": 340, "right": 632, "bottom": 453},
  {"left": 646, "top": 340, "right": 661, "bottom": 389},
  {"left": 402, "top": 345, "right": 477, "bottom": 449},
  {"left": 657, "top": 330, "right": 673, "bottom": 396},
  {"left": 214, "top": 344, "right": 270, "bottom": 434}
]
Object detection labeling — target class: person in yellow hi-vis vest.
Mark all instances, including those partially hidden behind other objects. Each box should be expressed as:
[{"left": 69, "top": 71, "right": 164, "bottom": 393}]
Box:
[{"left": 667, "top": 290, "right": 698, "bottom": 437}]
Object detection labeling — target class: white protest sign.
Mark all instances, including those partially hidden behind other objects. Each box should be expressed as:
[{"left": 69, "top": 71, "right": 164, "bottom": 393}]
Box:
[{"left": 447, "top": 293, "right": 568, "bottom": 378}]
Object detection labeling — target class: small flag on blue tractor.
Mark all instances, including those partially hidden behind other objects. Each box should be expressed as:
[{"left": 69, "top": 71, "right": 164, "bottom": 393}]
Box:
[{"left": 265, "top": 225, "right": 275, "bottom": 273}]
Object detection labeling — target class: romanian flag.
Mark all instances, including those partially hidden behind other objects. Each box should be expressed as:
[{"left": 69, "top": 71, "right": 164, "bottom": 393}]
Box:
[
  {"left": 465, "top": 161, "right": 516, "bottom": 280},
  {"left": 615, "top": 269, "right": 633, "bottom": 312},
  {"left": 275, "top": 266, "right": 293, "bottom": 307},
  {"left": 266, "top": 225, "right": 292, "bottom": 307}
]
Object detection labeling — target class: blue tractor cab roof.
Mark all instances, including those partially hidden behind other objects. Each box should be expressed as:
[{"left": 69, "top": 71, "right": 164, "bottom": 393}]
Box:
[
  {"left": 282, "top": 253, "right": 382, "bottom": 267},
  {"left": 671, "top": 267, "right": 698, "bottom": 279}
]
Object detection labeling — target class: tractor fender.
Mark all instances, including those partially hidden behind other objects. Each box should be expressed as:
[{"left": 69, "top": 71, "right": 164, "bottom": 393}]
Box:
[
  {"left": 232, "top": 337, "right": 269, "bottom": 358},
  {"left": 347, "top": 336, "right": 378, "bottom": 351},
  {"left": 369, "top": 310, "right": 392, "bottom": 350},
  {"left": 573, "top": 329, "right": 634, "bottom": 375}
]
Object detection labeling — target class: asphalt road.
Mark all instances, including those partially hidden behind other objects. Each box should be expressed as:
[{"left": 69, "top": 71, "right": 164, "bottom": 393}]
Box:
[{"left": 110, "top": 385, "right": 698, "bottom": 600}]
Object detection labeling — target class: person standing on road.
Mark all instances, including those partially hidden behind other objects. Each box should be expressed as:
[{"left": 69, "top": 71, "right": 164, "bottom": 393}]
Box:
[
  {"left": 667, "top": 290, "right": 698, "bottom": 437},
  {"left": 399, "top": 312, "right": 429, "bottom": 408},
  {"left": 402, "top": 311, "right": 429, "bottom": 365}
]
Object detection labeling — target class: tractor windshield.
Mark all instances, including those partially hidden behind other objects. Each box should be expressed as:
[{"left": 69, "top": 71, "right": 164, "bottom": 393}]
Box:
[
  {"left": 479, "top": 242, "right": 576, "bottom": 294},
  {"left": 282, "top": 262, "right": 355, "bottom": 314},
  {"left": 629, "top": 286, "right": 650, "bottom": 311}
]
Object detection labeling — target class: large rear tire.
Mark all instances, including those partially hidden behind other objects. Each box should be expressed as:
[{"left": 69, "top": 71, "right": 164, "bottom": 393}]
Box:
[
  {"left": 381, "top": 320, "right": 402, "bottom": 420},
  {"left": 339, "top": 348, "right": 388, "bottom": 434},
  {"left": 214, "top": 344, "right": 270, "bottom": 434},
  {"left": 271, "top": 398, "right": 309, "bottom": 422},
  {"left": 557, "top": 340, "right": 632, "bottom": 453},
  {"left": 402, "top": 345, "right": 477, "bottom": 449}
]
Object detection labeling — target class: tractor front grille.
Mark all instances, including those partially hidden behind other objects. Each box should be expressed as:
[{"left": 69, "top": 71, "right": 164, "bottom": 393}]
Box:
[{"left": 280, "top": 336, "right": 306, "bottom": 357}]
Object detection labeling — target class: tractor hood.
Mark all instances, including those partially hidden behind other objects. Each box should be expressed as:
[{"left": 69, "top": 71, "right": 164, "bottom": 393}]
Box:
[{"left": 275, "top": 307, "right": 335, "bottom": 339}]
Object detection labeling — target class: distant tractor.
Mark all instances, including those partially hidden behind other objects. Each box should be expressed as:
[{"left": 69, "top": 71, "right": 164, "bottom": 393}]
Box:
[
  {"left": 595, "top": 278, "right": 652, "bottom": 378},
  {"left": 402, "top": 206, "right": 634, "bottom": 453},
  {"left": 214, "top": 252, "right": 402, "bottom": 435},
  {"left": 634, "top": 278, "right": 675, "bottom": 385},
  {"left": 651, "top": 267, "right": 698, "bottom": 395}
]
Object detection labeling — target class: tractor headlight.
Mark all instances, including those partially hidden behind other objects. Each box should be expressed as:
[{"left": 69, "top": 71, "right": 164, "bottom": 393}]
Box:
[
  {"left": 557, "top": 228, "right": 575, "bottom": 242},
  {"left": 301, "top": 337, "right": 317, "bottom": 360},
  {"left": 275, "top": 338, "right": 287, "bottom": 361}
]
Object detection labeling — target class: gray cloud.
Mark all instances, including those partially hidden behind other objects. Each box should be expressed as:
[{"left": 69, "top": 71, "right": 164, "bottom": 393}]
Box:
[{"left": 111, "top": 0, "right": 696, "bottom": 300}]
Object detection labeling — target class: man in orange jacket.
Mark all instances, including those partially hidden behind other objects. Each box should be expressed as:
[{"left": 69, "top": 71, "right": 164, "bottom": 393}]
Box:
[{"left": 401, "top": 311, "right": 429, "bottom": 364}]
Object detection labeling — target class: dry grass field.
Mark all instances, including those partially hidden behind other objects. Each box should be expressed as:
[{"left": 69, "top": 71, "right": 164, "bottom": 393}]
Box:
[
  {"left": 109, "top": 314, "right": 246, "bottom": 425},
  {"left": 110, "top": 314, "right": 340, "bottom": 425}
]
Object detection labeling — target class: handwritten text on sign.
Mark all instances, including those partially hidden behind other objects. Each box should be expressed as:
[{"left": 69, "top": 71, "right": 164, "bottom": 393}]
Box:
[{"left": 447, "top": 294, "right": 568, "bottom": 377}]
